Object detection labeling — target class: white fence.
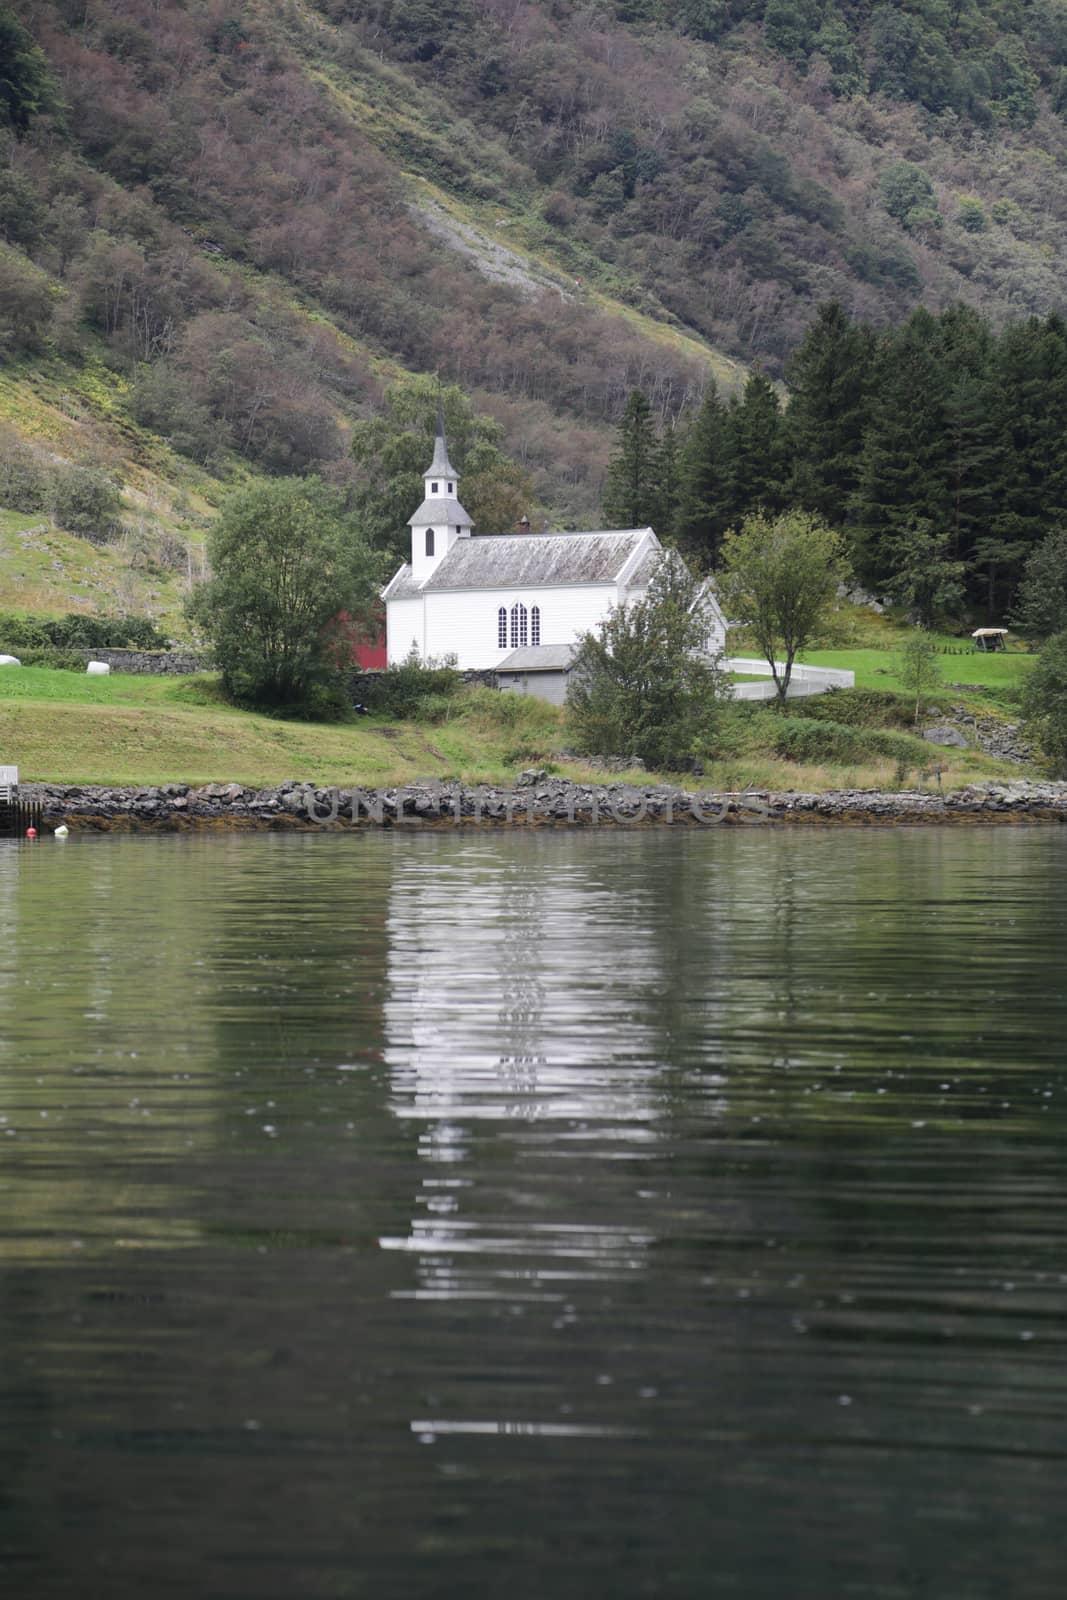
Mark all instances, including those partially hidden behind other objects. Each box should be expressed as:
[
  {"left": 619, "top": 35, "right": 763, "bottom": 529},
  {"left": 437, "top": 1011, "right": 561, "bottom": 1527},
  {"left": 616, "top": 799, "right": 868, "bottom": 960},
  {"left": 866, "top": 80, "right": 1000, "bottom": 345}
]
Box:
[{"left": 726, "top": 658, "right": 854, "bottom": 702}]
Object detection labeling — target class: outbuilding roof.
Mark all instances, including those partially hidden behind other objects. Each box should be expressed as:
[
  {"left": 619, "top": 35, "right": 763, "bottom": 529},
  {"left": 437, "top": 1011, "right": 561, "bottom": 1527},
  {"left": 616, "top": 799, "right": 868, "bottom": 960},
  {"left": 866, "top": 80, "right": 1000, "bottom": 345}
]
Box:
[{"left": 497, "top": 644, "right": 577, "bottom": 672}]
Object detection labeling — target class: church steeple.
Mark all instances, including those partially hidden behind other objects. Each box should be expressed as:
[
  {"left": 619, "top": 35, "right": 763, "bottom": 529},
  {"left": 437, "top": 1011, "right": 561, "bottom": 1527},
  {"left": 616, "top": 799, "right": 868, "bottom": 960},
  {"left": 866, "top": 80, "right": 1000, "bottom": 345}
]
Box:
[
  {"left": 408, "top": 408, "right": 473, "bottom": 582},
  {"left": 425, "top": 398, "right": 458, "bottom": 487}
]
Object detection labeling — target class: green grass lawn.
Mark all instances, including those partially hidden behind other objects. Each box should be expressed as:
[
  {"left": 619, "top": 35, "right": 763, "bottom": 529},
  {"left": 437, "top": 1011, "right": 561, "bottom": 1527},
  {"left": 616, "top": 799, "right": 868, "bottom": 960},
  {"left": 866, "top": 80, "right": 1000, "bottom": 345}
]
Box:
[
  {"left": 0, "top": 667, "right": 574, "bottom": 788},
  {"left": 0, "top": 664, "right": 1035, "bottom": 794},
  {"left": 797, "top": 643, "right": 1035, "bottom": 701}
]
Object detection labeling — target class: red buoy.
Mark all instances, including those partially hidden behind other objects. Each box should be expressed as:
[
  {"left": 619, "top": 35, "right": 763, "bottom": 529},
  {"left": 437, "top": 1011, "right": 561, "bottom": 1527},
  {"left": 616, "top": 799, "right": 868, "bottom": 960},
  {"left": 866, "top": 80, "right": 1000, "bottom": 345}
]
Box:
[{"left": 26, "top": 827, "right": 36, "bottom": 838}]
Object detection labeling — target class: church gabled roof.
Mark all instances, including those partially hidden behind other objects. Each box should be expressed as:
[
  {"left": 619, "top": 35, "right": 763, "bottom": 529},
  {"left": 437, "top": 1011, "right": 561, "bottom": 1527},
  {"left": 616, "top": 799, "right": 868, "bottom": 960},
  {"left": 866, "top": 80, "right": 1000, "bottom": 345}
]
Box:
[{"left": 383, "top": 527, "right": 655, "bottom": 600}]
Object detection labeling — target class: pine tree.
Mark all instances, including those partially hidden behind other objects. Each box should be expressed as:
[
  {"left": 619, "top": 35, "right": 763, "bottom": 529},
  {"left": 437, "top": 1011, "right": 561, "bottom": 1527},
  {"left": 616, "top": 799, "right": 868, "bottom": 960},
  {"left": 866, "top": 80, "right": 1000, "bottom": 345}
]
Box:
[
  {"left": 987, "top": 315, "right": 1067, "bottom": 612},
  {"left": 850, "top": 309, "right": 952, "bottom": 587},
  {"left": 732, "top": 369, "right": 787, "bottom": 516},
  {"left": 676, "top": 382, "right": 732, "bottom": 567},
  {"left": 785, "top": 302, "right": 874, "bottom": 529},
  {"left": 652, "top": 420, "right": 683, "bottom": 543},
  {"left": 602, "top": 389, "right": 658, "bottom": 527}
]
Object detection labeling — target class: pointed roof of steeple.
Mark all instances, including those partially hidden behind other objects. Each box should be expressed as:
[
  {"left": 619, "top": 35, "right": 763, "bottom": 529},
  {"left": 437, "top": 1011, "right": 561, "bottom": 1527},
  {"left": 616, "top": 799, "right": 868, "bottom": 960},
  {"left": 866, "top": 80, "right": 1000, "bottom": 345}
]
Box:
[{"left": 425, "top": 398, "right": 458, "bottom": 480}]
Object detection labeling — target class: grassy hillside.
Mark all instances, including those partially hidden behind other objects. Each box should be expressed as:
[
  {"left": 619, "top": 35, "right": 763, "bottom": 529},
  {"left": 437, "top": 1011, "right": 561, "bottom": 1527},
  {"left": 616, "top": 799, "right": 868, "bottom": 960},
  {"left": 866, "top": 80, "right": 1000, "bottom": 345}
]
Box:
[{"left": 0, "top": 664, "right": 1028, "bottom": 792}]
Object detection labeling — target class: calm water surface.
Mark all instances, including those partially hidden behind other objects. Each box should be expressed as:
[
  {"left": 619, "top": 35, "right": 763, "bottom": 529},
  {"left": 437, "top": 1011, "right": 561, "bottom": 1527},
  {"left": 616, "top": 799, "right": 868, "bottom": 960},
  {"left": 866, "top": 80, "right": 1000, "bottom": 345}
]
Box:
[{"left": 1, "top": 828, "right": 1066, "bottom": 1598}]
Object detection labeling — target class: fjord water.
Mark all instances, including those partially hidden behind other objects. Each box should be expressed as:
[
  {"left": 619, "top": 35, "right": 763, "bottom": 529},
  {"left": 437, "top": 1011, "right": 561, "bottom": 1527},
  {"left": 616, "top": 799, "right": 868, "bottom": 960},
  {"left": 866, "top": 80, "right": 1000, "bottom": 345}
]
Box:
[{"left": 1, "top": 829, "right": 1065, "bottom": 1599}]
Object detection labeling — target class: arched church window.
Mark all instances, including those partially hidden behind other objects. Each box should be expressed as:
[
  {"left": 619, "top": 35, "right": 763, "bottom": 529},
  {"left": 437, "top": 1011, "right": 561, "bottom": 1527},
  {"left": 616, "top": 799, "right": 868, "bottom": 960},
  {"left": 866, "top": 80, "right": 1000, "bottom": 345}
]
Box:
[
  {"left": 425, "top": 528, "right": 435, "bottom": 557},
  {"left": 510, "top": 603, "right": 528, "bottom": 649},
  {"left": 431, "top": 482, "right": 439, "bottom": 495},
  {"left": 531, "top": 606, "right": 541, "bottom": 646},
  {"left": 447, "top": 482, "right": 453, "bottom": 494},
  {"left": 498, "top": 607, "right": 507, "bottom": 649}
]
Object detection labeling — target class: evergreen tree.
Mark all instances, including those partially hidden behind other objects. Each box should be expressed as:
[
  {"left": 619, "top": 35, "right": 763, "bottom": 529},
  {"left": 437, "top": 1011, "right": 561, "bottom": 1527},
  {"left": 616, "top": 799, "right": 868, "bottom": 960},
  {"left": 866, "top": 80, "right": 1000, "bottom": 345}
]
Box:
[
  {"left": 785, "top": 301, "right": 874, "bottom": 529},
  {"left": 732, "top": 369, "right": 787, "bottom": 516},
  {"left": 1013, "top": 526, "right": 1067, "bottom": 638},
  {"left": 991, "top": 316, "right": 1067, "bottom": 561},
  {"left": 676, "top": 381, "right": 732, "bottom": 567},
  {"left": 850, "top": 309, "right": 952, "bottom": 587},
  {"left": 934, "top": 304, "right": 998, "bottom": 580},
  {"left": 652, "top": 420, "right": 683, "bottom": 543},
  {"left": 602, "top": 389, "right": 658, "bottom": 528},
  {"left": 883, "top": 521, "right": 966, "bottom": 627},
  {"left": 0, "top": 8, "right": 62, "bottom": 134},
  {"left": 1022, "top": 631, "right": 1067, "bottom": 777}
]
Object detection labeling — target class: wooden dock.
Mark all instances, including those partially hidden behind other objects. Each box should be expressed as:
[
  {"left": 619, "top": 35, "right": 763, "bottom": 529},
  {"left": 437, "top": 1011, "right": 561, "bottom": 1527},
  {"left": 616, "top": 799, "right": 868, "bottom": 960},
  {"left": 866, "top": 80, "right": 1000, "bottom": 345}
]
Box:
[{"left": 0, "top": 767, "right": 44, "bottom": 837}]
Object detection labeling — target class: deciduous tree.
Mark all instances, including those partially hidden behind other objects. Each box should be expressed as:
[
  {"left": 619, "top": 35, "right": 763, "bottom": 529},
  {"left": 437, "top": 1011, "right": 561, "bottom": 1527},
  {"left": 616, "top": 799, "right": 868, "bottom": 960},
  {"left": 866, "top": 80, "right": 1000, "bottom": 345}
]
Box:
[
  {"left": 566, "top": 554, "right": 727, "bottom": 769},
  {"left": 351, "top": 377, "right": 534, "bottom": 563},
  {"left": 186, "top": 478, "right": 385, "bottom": 709},
  {"left": 718, "top": 510, "right": 848, "bottom": 701},
  {"left": 897, "top": 629, "right": 943, "bottom": 726}
]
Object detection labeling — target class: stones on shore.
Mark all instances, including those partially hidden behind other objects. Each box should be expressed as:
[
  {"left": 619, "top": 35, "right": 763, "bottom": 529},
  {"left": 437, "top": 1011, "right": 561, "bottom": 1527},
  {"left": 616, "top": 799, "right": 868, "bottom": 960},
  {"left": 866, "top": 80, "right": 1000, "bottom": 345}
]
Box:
[{"left": 18, "top": 776, "right": 1067, "bottom": 830}]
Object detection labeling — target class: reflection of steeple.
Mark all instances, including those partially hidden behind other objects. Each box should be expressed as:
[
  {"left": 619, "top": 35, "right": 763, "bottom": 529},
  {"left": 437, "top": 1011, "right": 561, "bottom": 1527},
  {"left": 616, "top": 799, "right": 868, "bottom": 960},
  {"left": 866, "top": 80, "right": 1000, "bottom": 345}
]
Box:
[{"left": 378, "top": 841, "right": 674, "bottom": 1302}]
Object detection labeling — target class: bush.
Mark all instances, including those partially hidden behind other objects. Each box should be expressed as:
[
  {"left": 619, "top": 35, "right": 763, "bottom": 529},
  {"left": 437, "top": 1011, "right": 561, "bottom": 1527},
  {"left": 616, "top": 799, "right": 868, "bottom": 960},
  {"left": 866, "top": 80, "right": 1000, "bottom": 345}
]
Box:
[
  {"left": 956, "top": 198, "right": 987, "bottom": 233},
  {"left": 0, "top": 243, "right": 55, "bottom": 355},
  {"left": 879, "top": 162, "right": 937, "bottom": 226},
  {"left": 7, "top": 646, "right": 86, "bottom": 670},
  {"left": 356, "top": 654, "right": 463, "bottom": 718},
  {"left": 50, "top": 466, "right": 121, "bottom": 540},
  {"left": 789, "top": 687, "right": 914, "bottom": 729},
  {"left": 0, "top": 426, "right": 50, "bottom": 511},
  {"left": 771, "top": 716, "right": 919, "bottom": 766},
  {"left": 1021, "top": 630, "right": 1067, "bottom": 775},
  {"left": 0, "top": 610, "right": 169, "bottom": 652}
]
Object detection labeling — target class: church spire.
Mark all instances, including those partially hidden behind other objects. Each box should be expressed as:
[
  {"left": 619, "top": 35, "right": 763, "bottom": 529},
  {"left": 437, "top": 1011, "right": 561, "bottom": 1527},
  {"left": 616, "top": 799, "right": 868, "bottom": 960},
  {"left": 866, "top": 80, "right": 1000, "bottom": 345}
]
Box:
[{"left": 426, "top": 398, "right": 458, "bottom": 481}]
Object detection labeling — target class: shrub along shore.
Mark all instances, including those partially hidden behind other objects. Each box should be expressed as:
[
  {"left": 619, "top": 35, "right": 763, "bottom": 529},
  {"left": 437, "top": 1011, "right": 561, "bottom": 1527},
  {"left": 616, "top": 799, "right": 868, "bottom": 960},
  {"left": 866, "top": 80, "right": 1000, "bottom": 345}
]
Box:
[{"left": 20, "top": 776, "right": 1067, "bottom": 831}]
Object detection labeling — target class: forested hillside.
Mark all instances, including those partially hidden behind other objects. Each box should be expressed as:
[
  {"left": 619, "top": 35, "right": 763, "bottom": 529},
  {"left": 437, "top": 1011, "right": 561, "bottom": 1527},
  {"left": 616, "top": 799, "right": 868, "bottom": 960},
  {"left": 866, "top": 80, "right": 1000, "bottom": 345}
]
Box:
[
  {"left": 4, "top": 1, "right": 1067, "bottom": 623},
  {"left": 601, "top": 302, "right": 1067, "bottom": 622}
]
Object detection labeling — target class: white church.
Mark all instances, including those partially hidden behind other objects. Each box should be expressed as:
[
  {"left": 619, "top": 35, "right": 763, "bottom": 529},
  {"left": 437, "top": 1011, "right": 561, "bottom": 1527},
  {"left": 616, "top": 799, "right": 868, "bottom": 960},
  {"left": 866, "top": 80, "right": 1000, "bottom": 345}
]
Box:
[{"left": 383, "top": 413, "right": 727, "bottom": 700}]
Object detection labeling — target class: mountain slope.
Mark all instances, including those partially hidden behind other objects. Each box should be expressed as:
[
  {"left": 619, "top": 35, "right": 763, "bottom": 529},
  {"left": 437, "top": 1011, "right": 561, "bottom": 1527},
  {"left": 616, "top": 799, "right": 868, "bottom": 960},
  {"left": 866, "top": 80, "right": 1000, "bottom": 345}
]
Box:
[{"left": 4, "top": 1, "right": 1067, "bottom": 626}]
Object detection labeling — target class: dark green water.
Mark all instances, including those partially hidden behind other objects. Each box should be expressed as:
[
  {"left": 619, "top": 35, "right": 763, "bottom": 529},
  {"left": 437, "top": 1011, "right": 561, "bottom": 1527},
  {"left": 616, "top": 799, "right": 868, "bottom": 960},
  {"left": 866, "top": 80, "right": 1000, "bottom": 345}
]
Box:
[{"left": 1, "top": 828, "right": 1066, "bottom": 1599}]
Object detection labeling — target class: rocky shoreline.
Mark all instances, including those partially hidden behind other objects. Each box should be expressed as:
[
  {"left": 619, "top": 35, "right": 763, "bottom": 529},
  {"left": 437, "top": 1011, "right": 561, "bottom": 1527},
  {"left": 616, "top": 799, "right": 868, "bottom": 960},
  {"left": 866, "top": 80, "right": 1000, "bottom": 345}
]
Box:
[{"left": 18, "top": 775, "right": 1067, "bottom": 830}]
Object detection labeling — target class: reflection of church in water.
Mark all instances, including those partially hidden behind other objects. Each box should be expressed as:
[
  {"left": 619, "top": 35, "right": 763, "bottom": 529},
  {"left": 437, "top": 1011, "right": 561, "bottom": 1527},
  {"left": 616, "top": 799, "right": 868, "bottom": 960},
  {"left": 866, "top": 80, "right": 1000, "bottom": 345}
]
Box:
[{"left": 377, "top": 843, "right": 679, "bottom": 1302}]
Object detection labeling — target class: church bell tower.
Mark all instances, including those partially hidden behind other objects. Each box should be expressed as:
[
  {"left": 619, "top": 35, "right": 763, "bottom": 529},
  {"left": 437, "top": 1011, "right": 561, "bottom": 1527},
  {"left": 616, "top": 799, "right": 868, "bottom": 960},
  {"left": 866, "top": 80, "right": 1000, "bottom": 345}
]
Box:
[{"left": 409, "top": 404, "right": 473, "bottom": 583}]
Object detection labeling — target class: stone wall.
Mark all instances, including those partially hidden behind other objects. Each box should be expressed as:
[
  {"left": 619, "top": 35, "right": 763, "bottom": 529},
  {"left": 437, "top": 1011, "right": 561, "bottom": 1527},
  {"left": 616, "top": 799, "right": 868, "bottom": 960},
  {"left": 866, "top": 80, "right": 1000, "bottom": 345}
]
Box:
[
  {"left": 73, "top": 647, "right": 207, "bottom": 675},
  {"left": 21, "top": 777, "right": 1067, "bottom": 831}
]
